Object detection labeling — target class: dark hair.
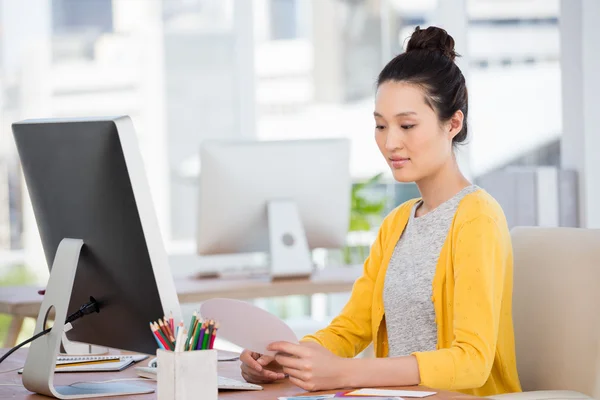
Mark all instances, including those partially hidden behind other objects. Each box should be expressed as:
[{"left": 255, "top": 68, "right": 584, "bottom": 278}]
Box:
[{"left": 377, "top": 26, "right": 468, "bottom": 145}]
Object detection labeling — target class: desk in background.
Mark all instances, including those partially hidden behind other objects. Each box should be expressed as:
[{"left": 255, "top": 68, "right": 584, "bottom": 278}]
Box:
[
  {"left": 0, "top": 348, "right": 483, "bottom": 400},
  {"left": 0, "top": 265, "right": 364, "bottom": 347}
]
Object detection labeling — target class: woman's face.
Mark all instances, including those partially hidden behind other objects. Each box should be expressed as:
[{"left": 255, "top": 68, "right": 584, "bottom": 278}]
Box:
[{"left": 374, "top": 81, "right": 460, "bottom": 183}]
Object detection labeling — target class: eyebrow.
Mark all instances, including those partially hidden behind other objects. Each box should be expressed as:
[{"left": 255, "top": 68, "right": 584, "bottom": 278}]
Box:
[{"left": 373, "top": 111, "right": 417, "bottom": 117}]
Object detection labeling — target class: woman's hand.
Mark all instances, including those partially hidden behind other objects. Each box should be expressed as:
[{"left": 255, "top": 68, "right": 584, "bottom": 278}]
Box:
[
  {"left": 268, "top": 341, "right": 352, "bottom": 392},
  {"left": 240, "top": 349, "right": 286, "bottom": 384}
]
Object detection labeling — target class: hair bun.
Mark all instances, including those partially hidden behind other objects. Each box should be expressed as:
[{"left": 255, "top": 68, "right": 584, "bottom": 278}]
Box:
[{"left": 406, "top": 26, "right": 458, "bottom": 61}]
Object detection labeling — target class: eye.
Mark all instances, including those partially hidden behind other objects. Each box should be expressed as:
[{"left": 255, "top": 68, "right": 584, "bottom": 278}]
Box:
[
  {"left": 401, "top": 125, "right": 416, "bottom": 130},
  {"left": 375, "top": 125, "right": 386, "bottom": 131}
]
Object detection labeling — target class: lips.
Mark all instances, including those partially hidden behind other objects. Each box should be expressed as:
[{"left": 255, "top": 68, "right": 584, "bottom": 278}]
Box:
[{"left": 390, "top": 157, "right": 410, "bottom": 168}]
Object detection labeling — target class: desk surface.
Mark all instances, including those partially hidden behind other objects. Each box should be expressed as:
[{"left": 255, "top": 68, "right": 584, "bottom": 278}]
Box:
[
  {"left": 177, "top": 265, "right": 363, "bottom": 303},
  {"left": 0, "top": 349, "right": 480, "bottom": 400},
  {"left": 0, "top": 266, "right": 364, "bottom": 319}
]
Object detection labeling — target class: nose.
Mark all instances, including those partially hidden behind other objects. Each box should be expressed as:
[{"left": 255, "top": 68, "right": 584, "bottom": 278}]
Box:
[{"left": 385, "top": 127, "right": 404, "bottom": 152}]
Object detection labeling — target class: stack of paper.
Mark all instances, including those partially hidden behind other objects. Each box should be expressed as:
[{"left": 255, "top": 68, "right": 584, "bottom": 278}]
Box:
[
  {"left": 18, "top": 354, "right": 148, "bottom": 374},
  {"left": 277, "top": 388, "right": 437, "bottom": 400},
  {"left": 342, "top": 389, "right": 436, "bottom": 397},
  {"left": 277, "top": 396, "right": 399, "bottom": 400}
]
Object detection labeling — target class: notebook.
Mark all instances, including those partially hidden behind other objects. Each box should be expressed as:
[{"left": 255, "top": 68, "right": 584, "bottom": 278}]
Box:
[{"left": 18, "top": 354, "right": 148, "bottom": 373}]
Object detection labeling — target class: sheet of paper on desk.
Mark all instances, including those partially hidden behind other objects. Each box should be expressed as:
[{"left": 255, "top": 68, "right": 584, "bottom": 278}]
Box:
[
  {"left": 345, "top": 389, "right": 436, "bottom": 397},
  {"left": 200, "top": 298, "right": 298, "bottom": 356},
  {"left": 278, "top": 396, "right": 402, "bottom": 400},
  {"left": 277, "top": 396, "right": 336, "bottom": 400}
]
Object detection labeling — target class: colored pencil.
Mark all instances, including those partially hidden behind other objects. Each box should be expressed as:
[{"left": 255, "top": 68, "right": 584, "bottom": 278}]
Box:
[
  {"left": 175, "top": 326, "right": 185, "bottom": 352},
  {"left": 154, "top": 322, "right": 174, "bottom": 350},
  {"left": 150, "top": 322, "right": 165, "bottom": 349},
  {"left": 161, "top": 318, "right": 175, "bottom": 342},
  {"left": 163, "top": 317, "right": 177, "bottom": 342},
  {"left": 151, "top": 322, "right": 169, "bottom": 350},
  {"left": 197, "top": 322, "right": 206, "bottom": 350},
  {"left": 192, "top": 321, "right": 204, "bottom": 350},
  {"left": 188, "top": 320, "right": 200, "bottom": 351},
  {"left": 203, "top": 320, "right": 213, "bottom": 349},
  {"left": 176, "top": 321, "right": 184, "bottom": 345},
  {"left": 209, "top": 323, "right": 219, "bottom": 350},
  {"left": 185, "top": 311, "right": 197, "bottom": 350},
  {"left": 207, "top": 320, "right": 215, "bottom": 337},
  {"left": 169, "top": 312, "right": 175, "bottom": 334},
  {"left": 154, "top": 322, "right": 171, "bottom": 350},
  {"left": 163, "top": 316, "right": 174, "bottom": 341},
  {"left": 151, "top": 312, "right": 219, "bottom": 352},
  {"left": 202, "top": 327, "right": 210, "bottom": 350},
  {"left": 157, "top": 319, "right": 172, "bottom": 343},
  {"left": 161, "top": 317, "right": 171, "bottom": 339}
]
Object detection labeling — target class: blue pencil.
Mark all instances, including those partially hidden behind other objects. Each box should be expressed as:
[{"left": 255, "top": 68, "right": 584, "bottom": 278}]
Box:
[{"left": 150, "top": 322, "right": 165, "bottom": 349}]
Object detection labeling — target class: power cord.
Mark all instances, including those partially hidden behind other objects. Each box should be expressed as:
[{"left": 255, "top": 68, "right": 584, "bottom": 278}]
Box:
[{"left": 0, "top": 296, "right": 100, "bottom": 365}]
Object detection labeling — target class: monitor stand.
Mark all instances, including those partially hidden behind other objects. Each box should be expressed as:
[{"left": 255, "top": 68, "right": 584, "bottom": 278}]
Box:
[
  {"left": 267, "top": 200, "right": 314, "bottom": 280},
  {"left": 61, "top": 335, "right": 109, "bottom": 356},
  {"left": 21, "top": 238, "right": 154, "bottom": 399}
]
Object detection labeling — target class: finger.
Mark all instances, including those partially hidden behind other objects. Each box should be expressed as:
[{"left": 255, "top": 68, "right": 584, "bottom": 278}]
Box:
[
  {"left": 241, "top": 371, "right": 256, "bottom": 383},
  {"left": 244, "top": 362, "right": 282, "bottom": 381},
  {"left": 241, "top": 362, "right": 266, "bottom": 379},
  {"left": 239, "top": 350, "right": 256, "bottom": 362},
  {"left": 275, "top": 354, "right": 304, "bottom": 370},
  {"left": 240, "top": 350, "right": 263, "bottom": 372},
  {"left": 241, "top": 370, "right": 272, "bottom": 384},
  {"left": 289, "top": 375, "right": 314, "bottom": 392},
  {"left": 256, "top": 355, "right": 275, "bottom": 366},
  {"left": 268, "top": 341, "right": 309, "bottom": 358},
  {"left": 241, "top": 363, "right": 278, "bottom": 382},
  {"left": 282, "top": 366, "right": 308, "bottom": 381}
]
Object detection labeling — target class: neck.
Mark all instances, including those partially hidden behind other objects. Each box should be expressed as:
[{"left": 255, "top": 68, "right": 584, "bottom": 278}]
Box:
[{"left": 415, "top": 156, "right": 471, "bottom": 214}]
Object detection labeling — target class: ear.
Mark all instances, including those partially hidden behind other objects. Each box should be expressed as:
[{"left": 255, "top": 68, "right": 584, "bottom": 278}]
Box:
[{"left": 446, "top": 110, "right": 464, "bottom": 141}]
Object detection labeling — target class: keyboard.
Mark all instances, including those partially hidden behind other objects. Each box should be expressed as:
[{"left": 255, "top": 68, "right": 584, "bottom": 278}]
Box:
[
  {"left": 218, "top": 375, "right": 263, "bottom": 391},
  {"left": 135, "top": 366, "right": 263, "bottom": 391}
]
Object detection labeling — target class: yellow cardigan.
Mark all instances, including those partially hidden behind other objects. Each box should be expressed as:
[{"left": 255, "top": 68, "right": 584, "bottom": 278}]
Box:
[{"left": 302, "top": 189, "right": 522, "bottom": 397}]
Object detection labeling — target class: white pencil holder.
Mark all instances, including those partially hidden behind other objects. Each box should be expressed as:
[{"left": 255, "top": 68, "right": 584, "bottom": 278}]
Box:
[{"left": 156, "top": 349, "right": 217, "bottom": 400}]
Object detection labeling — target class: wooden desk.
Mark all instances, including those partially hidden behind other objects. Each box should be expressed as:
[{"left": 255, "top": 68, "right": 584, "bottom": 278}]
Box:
[
  {"left": 0, "top": 266, "right": 363, "bottom": 347},
  {"left": 0, "top": 348, "right": 480, "bottom": 400},
  {"left": 176, "top": 265, "right": 363, "bottom": 303}
]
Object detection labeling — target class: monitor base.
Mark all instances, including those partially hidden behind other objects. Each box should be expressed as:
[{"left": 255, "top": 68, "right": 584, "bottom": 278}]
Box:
[
  {"left": 53, "top": 383, "right": 153, "bottom": 398},
  {"left": 21, "top": 238, "right": 154, "bottom": 399},
  {"left": 267, "top": 200, "right": 314, "bottom": 280}
]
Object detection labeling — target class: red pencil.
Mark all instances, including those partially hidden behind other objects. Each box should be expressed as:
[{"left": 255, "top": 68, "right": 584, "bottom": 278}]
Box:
[
  {"left": 169, "top": 312, "right": 175, "bottom": 334},
  {"left": 209, "top": 323, "right": 219, "bottom": 350},
  {"left": 151, "top": 322, "right": 170, "bottom": 350},
  {"left": 159, "top": 319, "right": 175, "bottom": 343}
]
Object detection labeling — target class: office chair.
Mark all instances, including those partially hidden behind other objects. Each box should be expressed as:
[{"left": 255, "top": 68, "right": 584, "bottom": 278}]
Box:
[{"left": 488, "top": 227, "right": 600, "bottom": 400}]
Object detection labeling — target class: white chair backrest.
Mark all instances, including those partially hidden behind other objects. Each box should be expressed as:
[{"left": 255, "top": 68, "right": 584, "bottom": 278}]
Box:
[{"left": 511, "top": 227, "right": 600, "bottom": 397}]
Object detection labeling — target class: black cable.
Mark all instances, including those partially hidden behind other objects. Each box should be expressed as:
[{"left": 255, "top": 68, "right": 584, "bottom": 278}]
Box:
[
  {"left": 0, "top": 296, "right": 100, "bottom": 365},
  {"left": 0, "top": 328, "right": 51, "bottom": 365}
]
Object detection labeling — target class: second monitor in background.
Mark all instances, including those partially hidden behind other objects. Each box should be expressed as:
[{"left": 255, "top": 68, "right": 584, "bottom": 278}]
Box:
[{"left": 197, "top": 138, "right": 351, "bottom": 279}]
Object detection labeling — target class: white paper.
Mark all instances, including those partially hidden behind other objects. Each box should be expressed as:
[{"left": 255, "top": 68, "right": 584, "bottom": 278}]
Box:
[
  {"left": 200, "top": 298, "right": 299, "bottom": 356},
  {"left": 277, "top": 396, "right": 335, "bottom": 400},
  {"left": 346, "top": 389, "right": 436, "bottom": 398}
]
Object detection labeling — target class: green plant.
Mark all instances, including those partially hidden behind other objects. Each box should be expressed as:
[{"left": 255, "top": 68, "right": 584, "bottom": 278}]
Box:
[
  {"left": 344, "top": 173, "right": 388, "bottom": 263},
  {"left": 349, "top": 172, "right": 387, "bottom": 231}
]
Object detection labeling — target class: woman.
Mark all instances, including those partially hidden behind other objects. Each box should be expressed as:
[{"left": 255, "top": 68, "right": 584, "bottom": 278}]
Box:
[{"left": 239, "top": 26, "right": 522, "bottom": 397}]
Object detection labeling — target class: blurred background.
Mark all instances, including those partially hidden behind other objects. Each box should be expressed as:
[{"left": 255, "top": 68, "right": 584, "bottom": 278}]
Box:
[{"left": 0, "top": 0, "right": 593, "bottom": 351}]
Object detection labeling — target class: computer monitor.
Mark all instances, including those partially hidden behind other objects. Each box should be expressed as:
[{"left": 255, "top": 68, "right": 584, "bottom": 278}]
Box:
[
  {"left": 197, "top": 138, "right": 351, "bottom": 278},
  {"left": 12, "top": 116, "right": 181, "bottom": 398}
]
